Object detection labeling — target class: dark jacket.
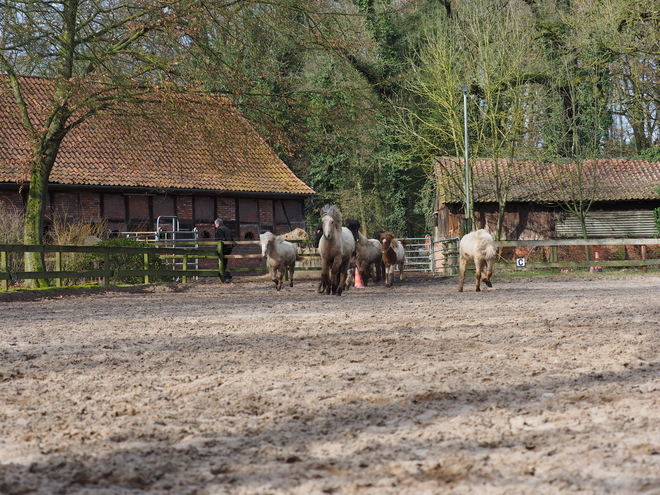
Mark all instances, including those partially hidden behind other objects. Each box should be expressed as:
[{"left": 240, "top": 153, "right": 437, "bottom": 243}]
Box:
[{"left": 215, "top": 225, "right": 233, "bottom": 254}]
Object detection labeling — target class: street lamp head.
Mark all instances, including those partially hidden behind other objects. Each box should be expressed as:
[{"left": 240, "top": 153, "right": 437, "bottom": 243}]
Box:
[{"left": 461, "top": 86, "right": 468, "bottom": 94}]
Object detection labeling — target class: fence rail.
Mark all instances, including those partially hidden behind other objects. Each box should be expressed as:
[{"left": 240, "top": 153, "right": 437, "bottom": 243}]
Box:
[
  {"left": 492, "top": 237, "right": 660, "bottom": 271},
  {"left": 2, "top": 236, "right": 659, "bottom": 291}
]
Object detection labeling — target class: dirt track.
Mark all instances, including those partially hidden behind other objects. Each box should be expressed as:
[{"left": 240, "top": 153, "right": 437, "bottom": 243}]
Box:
[{"left": 1, "top": 271, "right": 660, "bottom": 494}]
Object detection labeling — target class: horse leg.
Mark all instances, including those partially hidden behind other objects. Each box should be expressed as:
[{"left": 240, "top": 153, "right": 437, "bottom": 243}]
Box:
[
  {"left": 376, "top": 260, "right": 384, "bottom": 282},
  {"left": 458, "top": 257, "right": 468, "bottom": 292},
  {"left": 336, "top": 259, "right": 351, "bottom": 296},
  {"left": 384, "top": 263, "right": 392, "bottom": 288},
  {"left": 330, "top": 256, "right": 343, "bottom": 295},
  {"left": 483, "top": 257, "right": 494, "bottom": 288},
  {"left": 275, "top": 267, "right": 283, "bottom": 291},
  {"left": 288, "top": 264, "right": 295, "bottom": 287},
  {"left": 474, "top": 258, "right": 483, "bottom": 292},
  {"left": 320, "top": 261, "right": 332, "bottom": 294},
  {"left": 398, "top": 261, "right": 404, "bottom": 281}
]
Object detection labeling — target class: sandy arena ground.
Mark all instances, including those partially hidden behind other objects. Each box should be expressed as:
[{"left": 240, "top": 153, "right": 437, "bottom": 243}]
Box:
[{"left": 1, "top": 271, "right": 659, "bottom": 495}]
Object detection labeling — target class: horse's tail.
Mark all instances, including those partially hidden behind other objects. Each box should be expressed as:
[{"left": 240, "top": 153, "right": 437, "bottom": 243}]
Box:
[{"left": 484, "top": 241, "right": 496, "bottom": 260}]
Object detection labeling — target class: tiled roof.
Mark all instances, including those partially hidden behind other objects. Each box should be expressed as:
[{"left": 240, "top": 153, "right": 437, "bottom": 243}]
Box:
[
  {"left": 0, "top": 76, "right": 314, "bottom": 196},
  {"left": 435, "top": 157, "right": 660, "bottom": 204}
]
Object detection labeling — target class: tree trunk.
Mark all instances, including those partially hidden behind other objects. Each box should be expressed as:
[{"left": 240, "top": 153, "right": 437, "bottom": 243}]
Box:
[{"left": 23, "top": 139, "right": 63, "bottom": 288}]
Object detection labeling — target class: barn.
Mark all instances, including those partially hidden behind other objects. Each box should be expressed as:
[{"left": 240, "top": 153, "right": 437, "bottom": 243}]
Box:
[
  {"left": 434, "top": 157, "right": 660, "bottom": 241},
  {"left": 0, "top": 76, "right": 315, "bottom": 251}
]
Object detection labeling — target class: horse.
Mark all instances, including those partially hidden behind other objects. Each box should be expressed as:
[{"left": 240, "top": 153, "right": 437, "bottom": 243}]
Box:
[
  {"left": 380, "top": 232, "right": 405, "bottom": 288},
  {"left": 458, "top": 229, "right": 496, "bottom": 292},
  {"left": 259, "top": 231, "right": 300, "bottom": 291},
  {"left": 318, "top": 205, "right": 355, "bottom": 296},
  {"left": 346, "top": 219, "right": 382, "bottom": 286},
  {"left": 371, "top": 230, "right": 386, "bottom": 282}
]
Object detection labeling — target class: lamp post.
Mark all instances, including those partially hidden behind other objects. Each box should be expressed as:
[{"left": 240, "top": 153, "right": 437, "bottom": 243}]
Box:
[{"left": 461, "top": 85, "right": 472, "bottom": 234}]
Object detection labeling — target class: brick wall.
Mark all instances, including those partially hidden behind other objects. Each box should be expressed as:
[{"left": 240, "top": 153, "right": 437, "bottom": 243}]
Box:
[
  {"left": 0, "top": 191, "right": 23, "bottom": 211},
  {"left": 238, "top": 198, "right": 258, "bottom": 222},
  {"left": 52, "top": 192, "right": 80, "bottom": 219},
  {"left": 259, "top": 199, "right": 274, "bottom": 223},
  {"left": 153, "top": 195, "right": 175, "bottom": 220},
  {"left": 103, "top": 194, "right": 126, "bottom": 221},
  {"left": 194, "top": 196, "right": 215, "bottom": 223},
  {"left": 80, "top": 192, "right": 101, "bottom": 221},
  {"left": 217, "top": 197, "right": 235, "bottom": 221},
  {"left": 128, "top": 196, "right": 149, "bottom": 220},
  {"left": 177, "top": 196, "right": 193, "bottom": 220}
]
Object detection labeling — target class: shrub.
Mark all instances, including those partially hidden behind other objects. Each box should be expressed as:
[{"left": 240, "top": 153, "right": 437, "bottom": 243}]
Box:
[
  {"left": 0, "top": 204, "right": 24, "bottom": 283},
  {"left": 641, "top": 146, "right": 660, "bottom": 162},
  {"left": 76, "top": 237, "right": 170, "bottom": 285},
  {"left": 44, "top": 216, "right": 108, "bottom": 283}
]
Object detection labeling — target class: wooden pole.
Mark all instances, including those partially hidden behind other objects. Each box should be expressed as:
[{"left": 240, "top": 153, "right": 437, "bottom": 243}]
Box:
[{"left": 642, "top": 245, "right": 647, "bottom": 273}]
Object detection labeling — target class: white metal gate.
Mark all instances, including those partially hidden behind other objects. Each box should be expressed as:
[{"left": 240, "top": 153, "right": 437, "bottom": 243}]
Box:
[{"left": 403, "top": 236, "right": 460, "bottom": 277}]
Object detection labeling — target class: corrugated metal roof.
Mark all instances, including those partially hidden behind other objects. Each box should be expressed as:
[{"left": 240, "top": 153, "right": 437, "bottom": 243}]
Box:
[
  {"left": 556, "top": 210, "right": 657, "bottom": 238},
  {"left": 0, "top": 76, "right": 315, "bottom": 196},
  {"left": 435, "top": 157, "right": 660, "bottom": 203}
]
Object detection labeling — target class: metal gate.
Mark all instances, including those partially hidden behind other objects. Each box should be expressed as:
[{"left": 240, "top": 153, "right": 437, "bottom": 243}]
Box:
[
  {"left": 110, "top": 216, "right": 201, "bottom": 272},
  {"left": 403, "top": 236, "right": 460, "bottom": 277}
]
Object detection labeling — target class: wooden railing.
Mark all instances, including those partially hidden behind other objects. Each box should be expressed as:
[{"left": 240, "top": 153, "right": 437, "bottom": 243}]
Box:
[
  {"left": 0, "top": 243, "right": 228, "bottom": 291},
  {"left": 0, "top": 239, "right": 324, "bottom": 291},
  {"left": 3, "top": 237, "right": 658, "bottom": 291},
  {"left": 494, "top": 237, "right": 660, "bottom": 271}
]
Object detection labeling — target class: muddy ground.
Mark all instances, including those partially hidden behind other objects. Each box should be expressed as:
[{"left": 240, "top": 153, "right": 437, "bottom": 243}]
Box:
[{"left": 1, "top": 271, "right": 659, "bottom": 494}]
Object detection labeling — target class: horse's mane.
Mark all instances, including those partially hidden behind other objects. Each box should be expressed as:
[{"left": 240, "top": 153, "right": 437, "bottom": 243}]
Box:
[
  {"left": 382, "top": 231, "right": 400, "bottom": 249},
  {"left": 321, "top": 204, "right": 342, "bottom": 224},
  {"left": 345, "top": 218, "right": 361, "bottom": 241}
]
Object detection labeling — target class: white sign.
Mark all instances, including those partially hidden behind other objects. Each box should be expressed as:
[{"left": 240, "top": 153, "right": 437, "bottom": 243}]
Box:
[{"left": 516, "top": 258, "right": 526, "bottom": 267}]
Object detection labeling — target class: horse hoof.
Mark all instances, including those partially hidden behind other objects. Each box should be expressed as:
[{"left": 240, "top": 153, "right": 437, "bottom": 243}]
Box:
[
  {"left": 458, "top": 287, "right": 463, "bottom": 292},
  {"left": 484, "top": 280, "right": 492, "bottom": 287},
  {"left": 476, "top": 287, "right": 481, "bottom": 292}
]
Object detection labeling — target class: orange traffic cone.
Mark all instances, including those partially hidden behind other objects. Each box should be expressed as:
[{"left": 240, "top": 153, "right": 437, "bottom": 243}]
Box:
[{"left": 354, "top": 267, "right": 365, "bottom": 288}]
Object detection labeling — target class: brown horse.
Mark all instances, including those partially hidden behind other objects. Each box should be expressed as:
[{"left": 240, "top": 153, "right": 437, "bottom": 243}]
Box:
[
  {"left": 318, "top": 205, "right": 355, "bottom": 296},
  {"left": 380, "top": 232, "right": 405, "bottom": 288}
]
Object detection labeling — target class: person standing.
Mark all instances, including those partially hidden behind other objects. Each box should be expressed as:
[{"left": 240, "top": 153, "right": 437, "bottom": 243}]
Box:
[{"left": 215, "top": 218, "right": 233, "bottom": 281}]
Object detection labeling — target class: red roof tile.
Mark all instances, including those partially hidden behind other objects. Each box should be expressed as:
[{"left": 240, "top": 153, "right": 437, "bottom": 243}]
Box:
[
  {"left": 435, "top": 157, "right": 660, "bottom": 203},
  {"left": 0, "top": 76, "right": 314, "bottom": 196}
]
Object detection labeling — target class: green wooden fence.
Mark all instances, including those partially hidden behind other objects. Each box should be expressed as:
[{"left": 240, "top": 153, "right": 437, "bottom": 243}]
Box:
[
  {"left": 0, "top": 242, "right": 231, "bottom": 291},
  {"left": 494, "top": 237, "right": 660, "bottom": 271},
  {"left": 2, "top": 237, "right": 659, "bottom": 291}
]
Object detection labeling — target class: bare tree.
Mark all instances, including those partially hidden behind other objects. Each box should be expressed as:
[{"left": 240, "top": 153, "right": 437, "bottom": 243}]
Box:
[
  {"left": 0, "top": 0, "right": 184, "bottom": 286},
  {"left": 398, "top": 0, "right": 545, "bottom": 239}
]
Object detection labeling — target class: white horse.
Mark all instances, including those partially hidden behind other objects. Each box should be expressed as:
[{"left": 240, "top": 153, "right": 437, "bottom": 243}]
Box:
[
  {"left": 260, "top": 231, "right": 300, "bottom": 291},
  {"left": 458, "top": 229, "right": 496, "bottom": 292},
  {"left": 318, "top": 205, "right": 355, "bottom": 296}
]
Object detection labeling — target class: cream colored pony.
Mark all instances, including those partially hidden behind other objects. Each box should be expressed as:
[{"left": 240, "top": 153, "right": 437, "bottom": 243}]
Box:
[
  {"left": 260, "top": 231, "right": 300, "bottom": 291},
  {"left": 458, "top": 229, "right": 496, "bottom": 292},
  {"left": 318, "top": 205, "right": 355, "bottom": 296}
]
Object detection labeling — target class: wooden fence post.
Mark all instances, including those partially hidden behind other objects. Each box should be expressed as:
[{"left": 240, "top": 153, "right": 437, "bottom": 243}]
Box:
[
  {"left": 182, "top": 253, "right": 188, "bottom": 284},
  {"left": 143, "top": 253, "right": 150, "bottom": 284},
  {"left": 217, "top": 241, "right": 225, "bottom": 282},
  {"left": 55, "top": 251, "right": 62, "bottom": 287},
  {"left": 103, "top": 252, "right": 110, "bottom": 287},
  {"left": 1, "top": 250, "right": 7, "bottom": 292},
  {"left": 642, "top": 245, "right": 647, "bottom": 273}
]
